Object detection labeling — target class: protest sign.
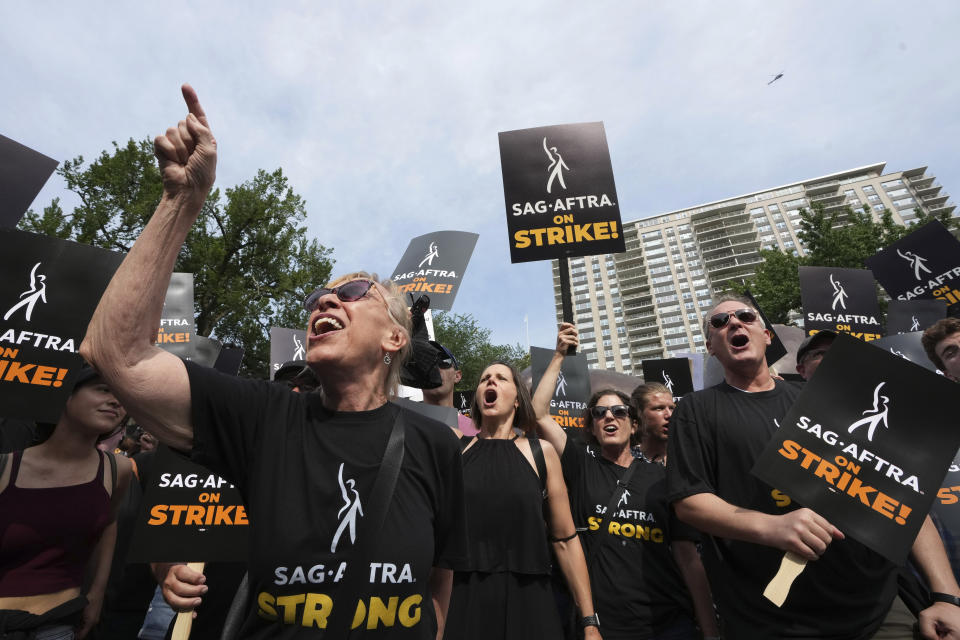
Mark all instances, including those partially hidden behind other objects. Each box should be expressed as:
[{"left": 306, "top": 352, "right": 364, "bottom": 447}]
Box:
[
  {"left": 156, "top": 273, "right": 195, "bottom": 360},
  {"left": 752, "top": 334, "right": 960, "bottom": 563},
  {"left": 390, "top": 231, "right": 478, "bottom": 311},
  {"left": 0, "top": 229, "right": 122, "bottom": 422},
  {"left": 269, "top": 326, "right": 307, "bottom": 379},
  {"left": 885, "top": 299, "right": 947, "bottom": 335},
  {"left": 128, "top": 445, "right": 248, "bottom": 563},
  {"left": 799, "top": 266, "right": 882, "bottom": 340},
  {"left": 392, "top": 397, "right": 458, "bottom": 429},
  {"left": 744, "top": 289, "right": 787, "bottom": 365},
  {"left": 872, "top": 332, "right": 941, "bottom": 374},
  {"left": 214, "top": 344, "right": 245, "bottom": 376},
  {"left": 530, "top": 346, "right": 591, "bottom": 429},
  {"left": 189, "top": 335, "right": 222, "bottom": 367},
  {"left": 865, "top": 221, "right": 960, "bottom": 306},
  {"left": 0, "top": 134, "right": 58, "bottom": 229},
  {"left": 641, "top": 358, "right": 693, "bottom": 402},
  {"left": 454, "top": 390, "right": 474, "bottom": 413},
  {"left": 498, "top": 122, "right": 625, "bottom": 264}
]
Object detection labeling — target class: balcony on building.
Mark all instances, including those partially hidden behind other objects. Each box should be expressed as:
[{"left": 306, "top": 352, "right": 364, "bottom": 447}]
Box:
[{"left": 804, "top": 179, "right": 841, "bottom": 196}]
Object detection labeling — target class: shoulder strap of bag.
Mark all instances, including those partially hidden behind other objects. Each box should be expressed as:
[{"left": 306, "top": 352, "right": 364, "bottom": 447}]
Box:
[
  {"left": 526, "top": 433, "right": 547, "bottom": 499},
  {"left": 590, "top": 458, "right": 641, "bottom": 560},
  {"left": 326, "top": 407, "right": 406, "bottom": 635},
  {"left": 106, "top": 450, "right": 118, "bottom": 493},
  {"left": 0, "top": 452, "right": 8, "bottom": 480}
]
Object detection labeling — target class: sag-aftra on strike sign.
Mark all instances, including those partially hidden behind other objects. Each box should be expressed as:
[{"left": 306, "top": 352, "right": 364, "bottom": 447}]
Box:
[{"left": 498, "top": 122, "right": 625, "bottom": 263}]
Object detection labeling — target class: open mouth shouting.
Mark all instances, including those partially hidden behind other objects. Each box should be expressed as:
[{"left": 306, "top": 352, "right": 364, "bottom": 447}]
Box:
[
  {"left": 310, "top": 314, "right": 344, "bottom": 339},
  {"left": 482, "top": 387, "right": 498, "bottom": 408},
  {"left": 729, "top": 333, "right": 749, "bottom": 350}
]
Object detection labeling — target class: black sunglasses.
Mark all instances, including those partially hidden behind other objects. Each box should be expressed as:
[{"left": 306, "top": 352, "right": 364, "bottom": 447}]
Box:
[
  {"left": 304, "top": 280, "right": 376, "bottom": 312},
  {"left": 438, "top": 357, "right": 456, "bottom": 370},
  {"left": 590, "top": 404, "right": 630, "bottom": 420},
  {"left": 709, "top": 308, "right": 758, "bottom": 329}
]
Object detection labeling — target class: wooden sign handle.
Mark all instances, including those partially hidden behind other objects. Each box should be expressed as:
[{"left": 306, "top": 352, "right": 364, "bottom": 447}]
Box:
[
  {"left": 171, "top": 562, "right": 206, "bottom": 640},
  {"left": 763, "top": 552, "right": 807, "bottom": 607}
]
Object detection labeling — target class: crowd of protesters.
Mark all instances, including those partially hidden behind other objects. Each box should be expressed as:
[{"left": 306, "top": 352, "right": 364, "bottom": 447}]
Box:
[{"left": 3, "top": 84, "right": 960, "bottom": 640}]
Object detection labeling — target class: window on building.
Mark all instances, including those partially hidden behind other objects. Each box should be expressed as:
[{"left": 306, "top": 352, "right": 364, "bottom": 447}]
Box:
[
  {"left": 881, "top": 179, "right": 904, "bottom": 189},
  {"left": 873, "top": 204, "right": 886, "bottom": 212},
  {"left": 768, "top": 204, "right": 780, "bottom": 213},
  {"left": 862, "top": 185, "right": 876, "bottom": 194},
  {"left": 886, "top": 188, "right": 908, "bottom": 197},
  {"left": 868, "top": 194, "right": 881, "bottom": 203}
]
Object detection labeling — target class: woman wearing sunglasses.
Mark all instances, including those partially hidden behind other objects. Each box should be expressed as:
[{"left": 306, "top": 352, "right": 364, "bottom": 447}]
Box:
[
  {"left": 442, "top": 361, "right": 601, "bottom": 640},
  {"left": 532, "top": 324, "right": 718, "bottom": 640},
  {"left": 80, "top": 83, "right": 467, "bottom": 640}
]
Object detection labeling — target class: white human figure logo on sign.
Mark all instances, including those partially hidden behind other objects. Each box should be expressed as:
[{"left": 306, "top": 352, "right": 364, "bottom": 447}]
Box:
[
  {"left": 889, "top": 348, "right": 910, "bottom": 362},
  {"left": 830, "top": 273, "right": 848, "bottom": 311},
  {"left": 3, "top": 262, "right": 47, "bottom": 322},
  {"left": 910, "top": 316, "right": 920, "bottom": 332},
  {"left": 543, "top": 137, "right": 569, "bottom": 194},
  {"left": 661, "top": 370, "right": 674, "bottom": 395},
  {"left": 555, "top": 371, "right": 567, "bottom": 397},
  {"left": 897, "top": 248, "right": 931, "bottom": 281},
  {"left": 419, "top": 242, "right": 439, "bottom": 269},
  {"left": 331, "top": 463, "right": 364, "bottom": 553},
  {"left": 292, "top": 334, "right": 305, "bottom": 361},
  {"left": 617, "top": 488, "right": 631, "bottom": 509},
  {"left": 847, "top": 382, "right": 890, "bottom": 442}
]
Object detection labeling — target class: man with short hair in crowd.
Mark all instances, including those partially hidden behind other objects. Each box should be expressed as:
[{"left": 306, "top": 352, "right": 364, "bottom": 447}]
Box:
[
  {"left": 923, "top": 317, "right": 960, "bottom": 584},
  {"left": 421, "top": 341, "right": 478, "bottom": 437},
  {"left": 795, "top": 329, "right": 836, "bottom": 381},
  {"left": 667, "top": 294, "right": 960, "bottom": 639}
]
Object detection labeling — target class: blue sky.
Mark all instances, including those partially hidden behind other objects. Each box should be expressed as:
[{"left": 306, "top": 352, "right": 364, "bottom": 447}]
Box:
[{"left": 3, "top": 1, "right": 958, "bottom": 351}]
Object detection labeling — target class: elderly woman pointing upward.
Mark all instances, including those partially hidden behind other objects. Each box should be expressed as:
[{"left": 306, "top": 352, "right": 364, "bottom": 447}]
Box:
[{"left": 80, "top": 85, "right": 466, "bottom": 639}]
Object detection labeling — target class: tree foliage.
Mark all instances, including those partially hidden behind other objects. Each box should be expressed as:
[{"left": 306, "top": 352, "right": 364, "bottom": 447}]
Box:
[
  {"left": 431, "top": 311, "right": 530, "bottom": 391},
  {"left": 739, "top": 202, "right": 959, "bottom": 323},
  {"left": 19, "top": 138, "right": 333, "bottom": 377}
]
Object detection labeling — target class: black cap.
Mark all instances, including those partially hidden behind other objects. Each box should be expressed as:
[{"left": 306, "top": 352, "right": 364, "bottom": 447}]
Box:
[
  {"left": 274, "top": 360, "right": 308, "bottom": 383},
  {"left": 428, "top": 341, "right": 459, "bottom": 369},
  {"left": 796, "top": 330, "right": 837, "bottom": 363}
]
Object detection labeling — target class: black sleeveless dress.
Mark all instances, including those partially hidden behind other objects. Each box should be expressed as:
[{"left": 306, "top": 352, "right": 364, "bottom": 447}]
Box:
[{"left": 443, "top": 437, "right": 562, "bottom": 639}]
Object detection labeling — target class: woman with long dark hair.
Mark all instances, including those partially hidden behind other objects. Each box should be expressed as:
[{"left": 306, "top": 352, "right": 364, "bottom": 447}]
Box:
[
  {"left": 533, "top": 324, "right": 718, "bottom": 640},
  {"left": 443, "top": 361, "right": 601, "bottom": 640},
  {"left": 0, "top": 368, "right": 132, "bottom": 639}
]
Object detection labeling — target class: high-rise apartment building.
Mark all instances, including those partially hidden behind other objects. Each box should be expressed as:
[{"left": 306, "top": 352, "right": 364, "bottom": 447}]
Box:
[{"left": 552, "top": 162, "right": 956, "bottom": 374}]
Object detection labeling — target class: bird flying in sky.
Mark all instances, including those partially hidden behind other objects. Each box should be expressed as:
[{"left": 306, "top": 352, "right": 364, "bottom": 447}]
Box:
[{"left": 768, "top": 72, "right": 784, "bottom": 85}]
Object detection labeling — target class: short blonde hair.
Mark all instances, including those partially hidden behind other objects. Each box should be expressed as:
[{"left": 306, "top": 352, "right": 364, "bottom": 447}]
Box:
[{"left": 323, "top": 272, "right": 412, "bottom": 396}]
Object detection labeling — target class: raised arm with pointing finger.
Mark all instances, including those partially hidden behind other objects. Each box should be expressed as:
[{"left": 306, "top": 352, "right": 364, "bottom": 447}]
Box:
[{"left": 80, "top": 84, "right": 217, "bottom": 451}]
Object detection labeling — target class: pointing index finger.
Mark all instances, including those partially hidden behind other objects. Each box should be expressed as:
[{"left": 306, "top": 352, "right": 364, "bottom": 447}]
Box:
[{"left": 181, "top": 83, "right": 209, "bottom": 128}]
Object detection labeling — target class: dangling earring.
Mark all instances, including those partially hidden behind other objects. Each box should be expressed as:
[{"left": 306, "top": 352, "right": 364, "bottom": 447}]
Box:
[{"left": 384, "top": 353, "right": 392, "bottom": 365}]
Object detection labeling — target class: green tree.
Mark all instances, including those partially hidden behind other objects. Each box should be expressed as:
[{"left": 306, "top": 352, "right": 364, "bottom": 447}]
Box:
[
  {"left": 432, "top": 311, "right": 530, "bottom": 391},
  {"left": 19, "top": 138, "right": 333, "bottom": 377},
  {"left": 739, "top": 202, "right": 960, "bottom": 323}
]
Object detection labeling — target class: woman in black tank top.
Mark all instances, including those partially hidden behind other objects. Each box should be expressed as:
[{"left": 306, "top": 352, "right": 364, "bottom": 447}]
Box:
[
  {"left": 0, "top": 367, "right": 133, "bottom": 639},
  {"left": 443, "top": 360, "right": 601, "bottom": 640}
]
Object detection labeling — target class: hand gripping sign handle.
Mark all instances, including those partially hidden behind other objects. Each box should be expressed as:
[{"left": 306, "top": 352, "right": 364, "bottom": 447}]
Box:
[
  {"left": 171, "top": 562, "right": 205, "bottom": 640},
  {"left": 763, "top": 552, "right": 807, "bottom": 607}
]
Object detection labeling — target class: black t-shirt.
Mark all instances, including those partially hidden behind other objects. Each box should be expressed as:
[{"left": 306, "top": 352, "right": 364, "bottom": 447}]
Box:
[
  {"left": 666, "top": 381, "right": 897, "bottom": 639},
  {"left": 930, "top": 450, "right": 960, "bottom": 582},
  {"left": 561, "top": 443, "right": 698, "bottom": 639},
  {"left": 185, "top": 362, "right": 469, "bottom": 639}
]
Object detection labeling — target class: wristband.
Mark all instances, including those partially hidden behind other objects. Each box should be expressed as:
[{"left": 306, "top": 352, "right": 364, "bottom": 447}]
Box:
[
  {"left": 931, "top": 592, "right": 960, "bottom": 608},
  {"left": 579, "top": 614, "right": 600, "bottom": 629}
]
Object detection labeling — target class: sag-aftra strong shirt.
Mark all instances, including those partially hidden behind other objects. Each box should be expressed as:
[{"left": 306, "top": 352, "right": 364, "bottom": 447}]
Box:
[{"left": 184, "top": 362, "right": 469, "bottom": 639}]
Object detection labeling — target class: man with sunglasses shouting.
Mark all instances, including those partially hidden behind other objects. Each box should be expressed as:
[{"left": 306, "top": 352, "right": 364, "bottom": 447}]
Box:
[{"left": 666, "top": 295, "right": 960, "bottom": 639}]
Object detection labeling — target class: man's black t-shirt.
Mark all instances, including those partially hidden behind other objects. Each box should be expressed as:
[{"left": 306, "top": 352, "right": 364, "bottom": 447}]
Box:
[
  {"left": 666, "top": 381, "right": 896, "bottom": 639},
  {"left": 561, "top": 443, "right": 698, "bottom": 639},
  {"left": 185, "top": 362, "right": 468, "bottom": 639}
]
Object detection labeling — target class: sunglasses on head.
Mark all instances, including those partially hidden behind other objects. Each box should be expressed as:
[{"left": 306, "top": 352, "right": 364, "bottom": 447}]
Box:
[
  {"left": 590, "top": 404, "right": 630, "bottom": 420},
  {"left": 304, "top": 279, "right": 376, "bottom": 312},
  {"left": 709, "top": 308, "right": 758, "bottom": 329}
]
